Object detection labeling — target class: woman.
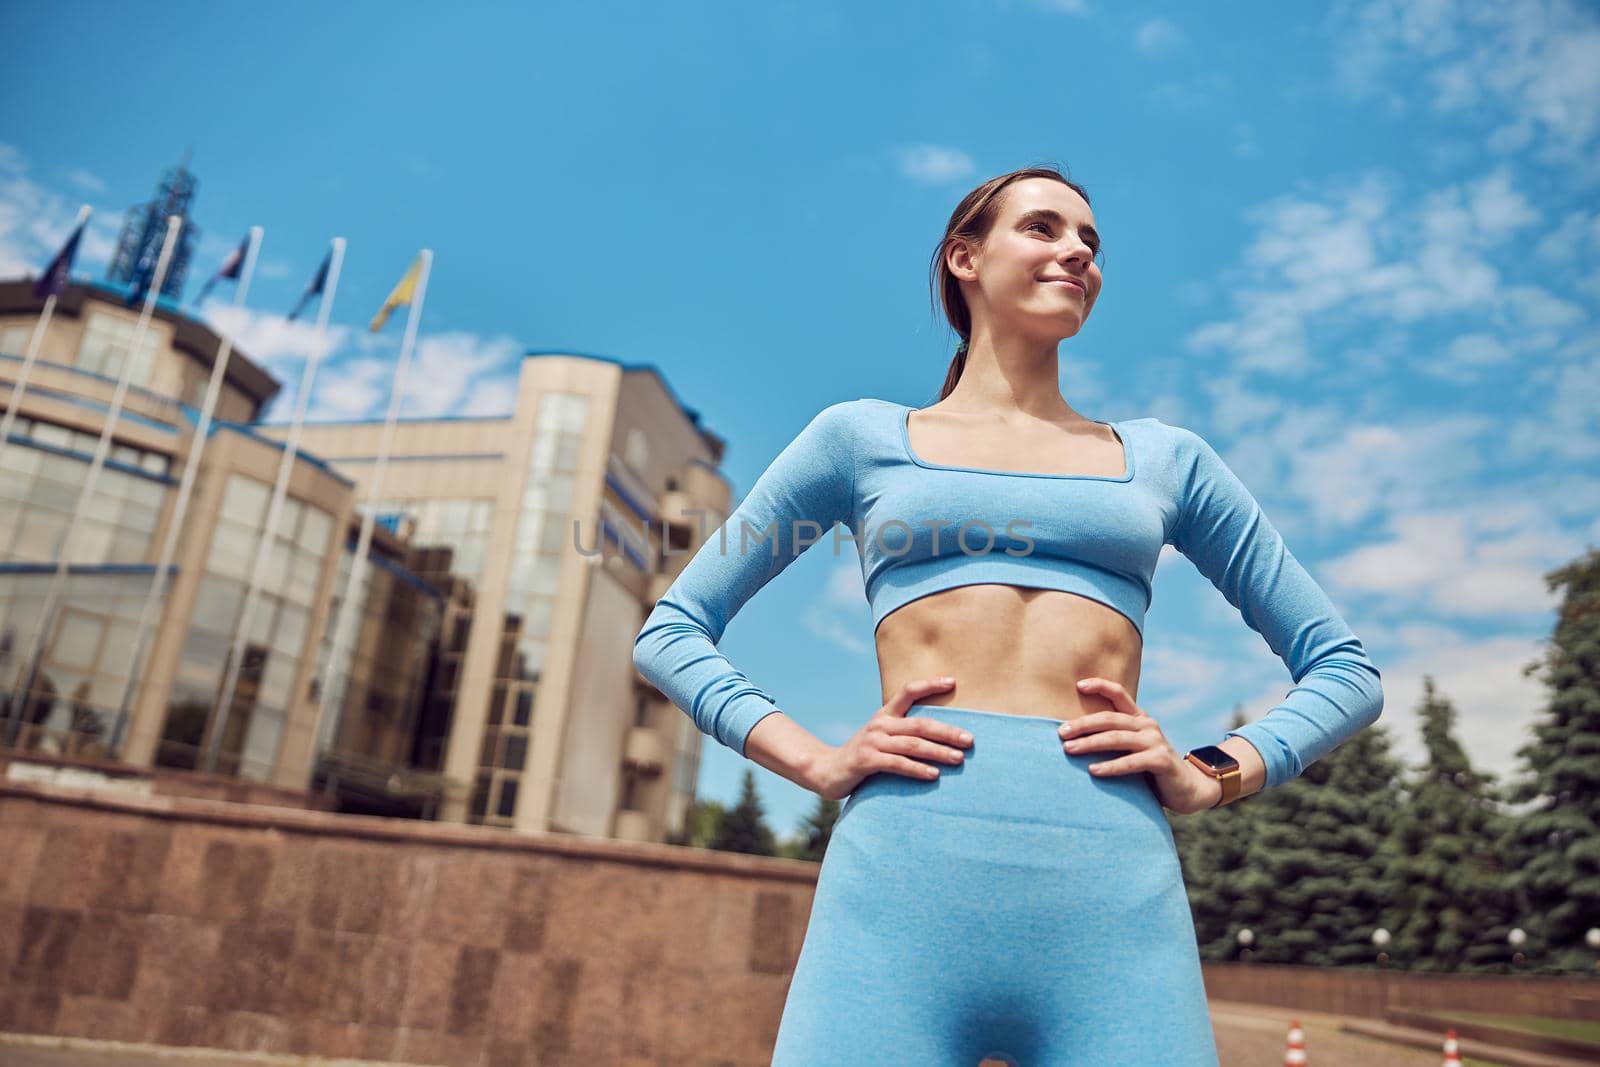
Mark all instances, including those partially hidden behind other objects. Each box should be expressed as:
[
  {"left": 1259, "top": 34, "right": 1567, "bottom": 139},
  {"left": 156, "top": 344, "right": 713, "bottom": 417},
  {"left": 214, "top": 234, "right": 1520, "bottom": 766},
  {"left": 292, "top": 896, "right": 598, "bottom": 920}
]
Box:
[{"left": 633, "top": 164, "right": 1384, "bottom": 1066}]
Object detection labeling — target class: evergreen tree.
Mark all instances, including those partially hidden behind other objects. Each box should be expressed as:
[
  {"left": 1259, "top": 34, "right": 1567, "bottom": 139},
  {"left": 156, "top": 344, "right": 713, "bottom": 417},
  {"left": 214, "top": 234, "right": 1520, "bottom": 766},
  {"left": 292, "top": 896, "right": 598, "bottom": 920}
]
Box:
[
  {"left": 1175, "top": 706, "right": 1261, "bottom": 961},
  {"left": 712, "top": 768, "right": 778, "bottom": 856},
  {"left": 794, "top": 793, "right": 842, "bottom": 863},
  {"left": 1376, "top": 676, "right": 1516, "bottom": 972},
  {"left": 1299, "top": 720, "right": 1408, "bottom": 966},
  {"left": 1217, "top": 710, "right": 1404, "bottom": 966},
  {"left": 667, "top": 798, "right": 726, "bottom": 849},
  {"left": 1499, "top": 546, "right": 1600, "bottom": 974}
]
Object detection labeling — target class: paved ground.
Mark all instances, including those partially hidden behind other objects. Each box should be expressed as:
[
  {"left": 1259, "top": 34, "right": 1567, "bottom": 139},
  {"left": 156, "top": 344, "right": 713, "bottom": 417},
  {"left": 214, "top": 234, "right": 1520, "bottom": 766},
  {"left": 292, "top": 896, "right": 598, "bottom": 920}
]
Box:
[{"left": 1209, "top": 1001, "right": 1502, "bottom": 1066}]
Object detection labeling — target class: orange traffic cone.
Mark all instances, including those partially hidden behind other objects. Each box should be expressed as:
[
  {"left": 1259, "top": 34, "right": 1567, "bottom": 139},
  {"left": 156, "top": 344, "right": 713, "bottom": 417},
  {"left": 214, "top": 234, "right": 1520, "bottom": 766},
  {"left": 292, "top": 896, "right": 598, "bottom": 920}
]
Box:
[
  {"left": 1442, "top": 1026, "right": 1462, "bottom": 1065},
  {"left": 1283, "top": 1017, "right": 1307, "bottom": 1065}
]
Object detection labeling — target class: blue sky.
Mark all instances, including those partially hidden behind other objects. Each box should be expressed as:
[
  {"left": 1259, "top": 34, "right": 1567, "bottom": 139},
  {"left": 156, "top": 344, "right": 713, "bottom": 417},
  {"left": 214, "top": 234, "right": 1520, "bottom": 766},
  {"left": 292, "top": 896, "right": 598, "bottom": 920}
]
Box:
[{"left": 3, "top": 1, "right": 1597, "bottom": 839}]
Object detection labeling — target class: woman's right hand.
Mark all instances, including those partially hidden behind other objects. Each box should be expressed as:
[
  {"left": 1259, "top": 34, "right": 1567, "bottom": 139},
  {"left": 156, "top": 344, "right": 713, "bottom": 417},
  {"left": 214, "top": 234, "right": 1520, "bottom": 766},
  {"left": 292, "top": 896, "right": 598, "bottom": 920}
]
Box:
[{"left": 808, "top": 677, "right": 974, "bottom": 801}]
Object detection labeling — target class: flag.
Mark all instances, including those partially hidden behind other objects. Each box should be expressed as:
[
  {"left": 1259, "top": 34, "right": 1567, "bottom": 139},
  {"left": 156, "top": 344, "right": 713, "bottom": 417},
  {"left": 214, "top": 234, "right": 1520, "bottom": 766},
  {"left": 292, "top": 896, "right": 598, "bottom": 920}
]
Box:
[
  {"left": 287, "top": 249, "right": 331, "bottom": 322},
  {"left": 194, "top": 232, "right": 250, "bottom": 305},
  {"left": 34, "top": 219, "right": 87, "bottom": 299},
  {"left": 369, "top": 254, "right": 422, "bottom": 333}
]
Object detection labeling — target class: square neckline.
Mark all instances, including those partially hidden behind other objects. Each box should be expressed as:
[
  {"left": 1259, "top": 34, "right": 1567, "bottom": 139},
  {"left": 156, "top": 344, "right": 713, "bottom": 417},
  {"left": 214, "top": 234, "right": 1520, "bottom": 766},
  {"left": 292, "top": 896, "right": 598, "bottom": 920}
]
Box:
[{"left": 897, "top": 402, "right": 1135, "bottom": 482}]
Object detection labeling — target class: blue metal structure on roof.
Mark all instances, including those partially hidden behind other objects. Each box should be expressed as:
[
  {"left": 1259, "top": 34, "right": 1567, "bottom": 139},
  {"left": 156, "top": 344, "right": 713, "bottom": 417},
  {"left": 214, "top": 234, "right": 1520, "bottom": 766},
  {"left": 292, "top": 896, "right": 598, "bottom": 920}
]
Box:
[{"left": 106, "top": 159, "right": 201, "bottom": 304}]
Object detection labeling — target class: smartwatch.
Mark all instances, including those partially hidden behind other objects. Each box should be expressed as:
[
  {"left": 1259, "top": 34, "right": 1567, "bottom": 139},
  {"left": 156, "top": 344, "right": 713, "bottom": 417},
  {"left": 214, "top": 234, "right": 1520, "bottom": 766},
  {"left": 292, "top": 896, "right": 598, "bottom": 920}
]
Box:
[{"left": 1184, "top": 745, "right": 1242, "bottom": 807}]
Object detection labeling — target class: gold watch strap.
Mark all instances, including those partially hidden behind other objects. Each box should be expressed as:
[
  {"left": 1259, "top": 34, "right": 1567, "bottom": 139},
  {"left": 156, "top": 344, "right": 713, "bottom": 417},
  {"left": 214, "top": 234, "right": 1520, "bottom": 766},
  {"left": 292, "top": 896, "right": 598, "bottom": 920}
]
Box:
[{"left": 1186, "top": 751, "right": 1242, "bottom": 807}]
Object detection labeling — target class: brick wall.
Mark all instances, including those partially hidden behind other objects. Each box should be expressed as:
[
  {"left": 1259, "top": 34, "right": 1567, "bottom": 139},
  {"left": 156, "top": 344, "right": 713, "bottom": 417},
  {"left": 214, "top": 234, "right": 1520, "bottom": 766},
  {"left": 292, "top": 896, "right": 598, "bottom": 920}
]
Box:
[
  {"left": 0, "top": 781, "right": 815, "bottom": 1066},
  {"left": 1, "top": 780, "right": 1591, "bottom": 1067}
]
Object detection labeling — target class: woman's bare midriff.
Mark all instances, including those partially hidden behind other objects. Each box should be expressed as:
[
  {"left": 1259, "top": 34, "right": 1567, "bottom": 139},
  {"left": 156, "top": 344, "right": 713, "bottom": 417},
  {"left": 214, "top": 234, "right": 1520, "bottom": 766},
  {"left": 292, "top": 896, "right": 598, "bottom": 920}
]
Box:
[
  {"left": 875, "top": 584, "right": 1142, "bottom": 721},
  {"left": 886, "top": 407, "right": 1140, "bottom": 718}
]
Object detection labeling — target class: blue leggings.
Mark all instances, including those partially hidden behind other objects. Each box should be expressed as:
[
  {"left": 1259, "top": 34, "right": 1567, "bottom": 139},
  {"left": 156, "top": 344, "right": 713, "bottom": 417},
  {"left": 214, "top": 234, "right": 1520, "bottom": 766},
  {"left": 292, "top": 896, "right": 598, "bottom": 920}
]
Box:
[{"left": 771, "top": 704, "right": 1221, "bottom": 1066}]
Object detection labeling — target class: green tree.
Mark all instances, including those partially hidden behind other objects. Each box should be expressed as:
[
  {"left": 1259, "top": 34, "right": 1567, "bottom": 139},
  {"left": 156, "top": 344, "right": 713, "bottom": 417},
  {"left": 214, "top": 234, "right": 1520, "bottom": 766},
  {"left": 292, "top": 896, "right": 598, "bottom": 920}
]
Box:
[
  {"left": 1200, "top": 706, "right": 1404, "bottom": 966},
  {"left": 793, "top": 793, "right": 842, "bottom": 863},
  {"left": 1377, "top": 676, "right": 1515, "bottom": 971},
  {"left": 1499, "top": 546, "right": 1600, "bottom": 974},
  {"left": 711, "top": 768, "right": 778, "bottom": 856},
  {"left": 1175, "top": 706, "right": 1261, "bottom": 961},
  {"left": 667, "top": 798, "right": 727, "bottom": 849}
]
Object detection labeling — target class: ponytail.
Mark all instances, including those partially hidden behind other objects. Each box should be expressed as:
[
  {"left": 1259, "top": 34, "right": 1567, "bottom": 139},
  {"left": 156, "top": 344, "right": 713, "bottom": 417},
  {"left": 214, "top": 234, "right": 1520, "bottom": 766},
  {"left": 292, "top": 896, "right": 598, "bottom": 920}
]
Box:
[{"left": 936, "top": 339, "right": 968, "bottom": 402}]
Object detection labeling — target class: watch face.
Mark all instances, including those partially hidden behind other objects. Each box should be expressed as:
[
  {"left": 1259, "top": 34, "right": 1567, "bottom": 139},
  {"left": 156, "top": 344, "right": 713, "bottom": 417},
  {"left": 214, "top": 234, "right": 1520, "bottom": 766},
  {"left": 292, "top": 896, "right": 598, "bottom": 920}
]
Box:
[{"left": 1189, "top": 745, "right": 1240, "bottom": 773}]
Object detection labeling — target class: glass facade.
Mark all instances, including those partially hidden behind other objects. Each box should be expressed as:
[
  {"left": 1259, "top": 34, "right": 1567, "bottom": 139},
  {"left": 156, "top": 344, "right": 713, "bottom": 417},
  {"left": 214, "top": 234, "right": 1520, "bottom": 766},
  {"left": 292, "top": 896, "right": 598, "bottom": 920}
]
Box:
[
  {"left": 0, "top": 568, "right": 163, "bottom": 758},
  {"left": 360, "top": 496, "right": 494, "bottom": 583},
  {"left": 0, "top": 416, "right": 170, "bottom": 566},
  {"left": 469, "top": 391, "right": 587, "bottom": 826},
  {"left": 155, "top": 473, "right": 333, "bottom": 780},
  {"left": 309, "top": 538, "right": 442, "bottom": 769},
  {"left": 75, "top": 311, "right": 161, "bottom": 386}
]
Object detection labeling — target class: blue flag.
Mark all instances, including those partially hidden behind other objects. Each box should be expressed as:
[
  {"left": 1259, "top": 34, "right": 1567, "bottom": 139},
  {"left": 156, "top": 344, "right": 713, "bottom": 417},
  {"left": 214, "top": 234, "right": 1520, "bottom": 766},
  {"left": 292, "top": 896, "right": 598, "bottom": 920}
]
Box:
[
  {"left": 287, "top": 249, "right": 331, "bottom": 322},
  {"left": 35, "top": 219, "right": 86, "bottom": 300},
  {"left": 195, "top": 232, "right": 250, "bottom": 306}
]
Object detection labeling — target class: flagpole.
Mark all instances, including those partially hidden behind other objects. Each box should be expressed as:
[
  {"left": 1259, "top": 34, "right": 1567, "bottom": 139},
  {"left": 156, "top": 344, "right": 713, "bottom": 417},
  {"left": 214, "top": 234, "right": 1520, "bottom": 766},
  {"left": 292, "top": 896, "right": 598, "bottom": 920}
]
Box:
[
  {"left": 201, "top": 237, "right": 346, "bottom": 775},
  {"left": 0, "top": 205, "right": 93, "bottom": 466},
  {"left": 3, "top": 214, "right": 182, "bottom": 748},
  {"left": 312, "top": 250, "right": 432, "bottom": 761},
  {"left": 106, "top": 226, "right": 264, "bottom": 759}
]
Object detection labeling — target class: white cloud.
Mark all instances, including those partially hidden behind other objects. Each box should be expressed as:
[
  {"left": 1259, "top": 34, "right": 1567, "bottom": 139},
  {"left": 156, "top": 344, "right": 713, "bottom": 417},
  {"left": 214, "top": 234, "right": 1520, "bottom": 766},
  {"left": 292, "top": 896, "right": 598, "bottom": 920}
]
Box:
[
  {"left": 1182, "top": 166, "right": 1564, "bottom": 375},
  {"left": 1329, "top": 505, "right": 1573, "bottom": 619},
  {"left": 1361, "top": 628, "right": 1551, "bottom": 791},
  {"left": 894, "top": 144, "right": 976, "bottom": 185},
  {"left": 801, "top": 559, "right": 872, "bottom": 656},
  {"left": 202, "top": 303, "right": 524, "bottom": 424},
  {"left": 66, "top": 168, "right": 105, "bottom": 194},
  {"left": 1134, "top": 17, "right": 1185, "bottom": 56},
  {"left": 1535, "top": 208, "right": 1600, "bottom": 262},
  {"left": 1330, "top": 0, "right": 1600, "bottom": 169},
  {"left": 0, "top": 142, "right": 121, "bottom": 278}
]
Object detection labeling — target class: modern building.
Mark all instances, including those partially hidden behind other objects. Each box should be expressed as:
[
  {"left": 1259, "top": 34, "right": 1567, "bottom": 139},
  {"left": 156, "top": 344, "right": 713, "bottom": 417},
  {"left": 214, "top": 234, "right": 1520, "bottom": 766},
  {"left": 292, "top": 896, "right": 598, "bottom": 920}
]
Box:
[{"left": 0, "top": 274, "right": 732, "bottom": 843}]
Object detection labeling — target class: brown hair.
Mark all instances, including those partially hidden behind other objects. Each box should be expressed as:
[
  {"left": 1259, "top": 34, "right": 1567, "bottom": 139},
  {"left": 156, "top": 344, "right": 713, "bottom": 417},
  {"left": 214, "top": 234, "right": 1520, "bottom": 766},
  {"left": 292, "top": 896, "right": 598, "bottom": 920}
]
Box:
[{"left": 927, "top": 163, "right": 1096, "bottom": 402}]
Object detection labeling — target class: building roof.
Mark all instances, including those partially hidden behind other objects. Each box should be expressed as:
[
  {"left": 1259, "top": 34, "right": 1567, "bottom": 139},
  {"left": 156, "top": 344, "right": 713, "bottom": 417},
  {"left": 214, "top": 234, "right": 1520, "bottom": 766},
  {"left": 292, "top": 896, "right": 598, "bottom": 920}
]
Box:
[{"left": 0, "top": 276, "right": 281, "bottom": 410}]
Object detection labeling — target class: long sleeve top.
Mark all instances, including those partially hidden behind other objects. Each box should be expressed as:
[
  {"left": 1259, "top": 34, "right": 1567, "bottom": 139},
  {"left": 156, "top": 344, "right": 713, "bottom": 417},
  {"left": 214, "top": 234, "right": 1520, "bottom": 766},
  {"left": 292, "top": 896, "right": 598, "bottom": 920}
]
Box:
[{"left": 632, "top": 397, "right": 1383, "bottom": 790}]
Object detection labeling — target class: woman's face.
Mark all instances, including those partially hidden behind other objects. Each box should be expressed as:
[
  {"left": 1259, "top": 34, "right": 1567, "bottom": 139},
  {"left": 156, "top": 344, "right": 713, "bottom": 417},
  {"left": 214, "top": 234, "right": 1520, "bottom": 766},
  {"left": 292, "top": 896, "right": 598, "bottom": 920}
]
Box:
[{"left": 951, "top": 177, "right": 1103, "bottom": 339}]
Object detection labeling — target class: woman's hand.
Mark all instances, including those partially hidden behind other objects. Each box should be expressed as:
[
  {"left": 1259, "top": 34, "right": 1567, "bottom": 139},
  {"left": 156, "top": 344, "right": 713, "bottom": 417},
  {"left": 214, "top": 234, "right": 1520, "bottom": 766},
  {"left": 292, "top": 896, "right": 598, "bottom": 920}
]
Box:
[
  {"left": 808, "top": 677, "right": 974, "bottom": 801},
  {"left": 1063, "top": 678, "right": 1223, "bottom": 815}
]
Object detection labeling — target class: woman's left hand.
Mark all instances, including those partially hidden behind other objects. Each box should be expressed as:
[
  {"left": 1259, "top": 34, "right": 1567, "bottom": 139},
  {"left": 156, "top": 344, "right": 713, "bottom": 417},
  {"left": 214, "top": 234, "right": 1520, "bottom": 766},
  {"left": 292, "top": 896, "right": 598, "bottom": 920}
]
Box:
[{"left": 1062, "top": 678, "right": 1222, "bottom": 815}]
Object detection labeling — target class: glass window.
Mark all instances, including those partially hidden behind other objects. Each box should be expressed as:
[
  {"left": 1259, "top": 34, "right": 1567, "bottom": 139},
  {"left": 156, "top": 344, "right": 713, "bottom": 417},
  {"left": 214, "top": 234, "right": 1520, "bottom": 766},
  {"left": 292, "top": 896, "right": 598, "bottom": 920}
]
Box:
[
  {"left": 272, "top": 603, "right": 307, "bottom": 657},
  {"left": 205, "top": 521, "right": 255, "bottom": 580},
  {"left": 32, "top": 475, "right": 78, "bottom": 514},
  {"left": 191, "top": 575, "right": 243, "bottom": 634},
  {"left": 220, "top": 475, "right": 270, "bottom": 526},
  {"left": 299, "top": 507, "right": 332, "bottom": 555},
  {"left": 260, "top": 655, "right": 298, "bottom": 706},
  {"left": 108, "top": 528, "right": 149, "bottom": 565},
  {"left": 502, "top": 733, "right": 527, "bottom": 771},
  {"left": 15, "top": 510, "right": 66, "bottom": 560},
  {"left": 496, "top": 777, "right": 518, "bottom": 818},
  {"left": 53, "top": 610, "right": 104, "bottom": 670},
  {"left": 239, "top": 707, "right": 284, "bottom": 780},
  {"left": 260, "top": 538, "right": 290, "bottom": 586},
  {"left": 65, "top": 520, "right": 113, "bottom": 563},
  {"left": 76, "top": 312, "right": 161, "bottom": 385},
  {"left": 286, "top": 553, "right": 322, "bottom": 606},
  {"left": 279, "top": 497, "right": 304, "bottom": 541},
  {"left": 31, "top": 423, "right": 73, "bottom": 450},
  {"left": 555, "top": 431, "right": 583, "bottom": 473}
]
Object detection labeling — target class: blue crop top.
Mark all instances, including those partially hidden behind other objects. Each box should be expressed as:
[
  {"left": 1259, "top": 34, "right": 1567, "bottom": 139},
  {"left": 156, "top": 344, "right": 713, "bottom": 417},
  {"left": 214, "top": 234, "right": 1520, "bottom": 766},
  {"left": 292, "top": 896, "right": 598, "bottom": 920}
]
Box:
[{"left": 632, "top": 397, "right": 1384, "bottom": 790}]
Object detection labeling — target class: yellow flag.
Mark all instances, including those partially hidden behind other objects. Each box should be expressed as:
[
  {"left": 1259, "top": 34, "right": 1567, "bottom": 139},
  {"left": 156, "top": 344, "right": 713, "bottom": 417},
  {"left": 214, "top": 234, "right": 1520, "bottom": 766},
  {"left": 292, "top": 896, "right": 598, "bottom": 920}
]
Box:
[{"left": 369, "top": 255, "right": 423, "bottom": 333}]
